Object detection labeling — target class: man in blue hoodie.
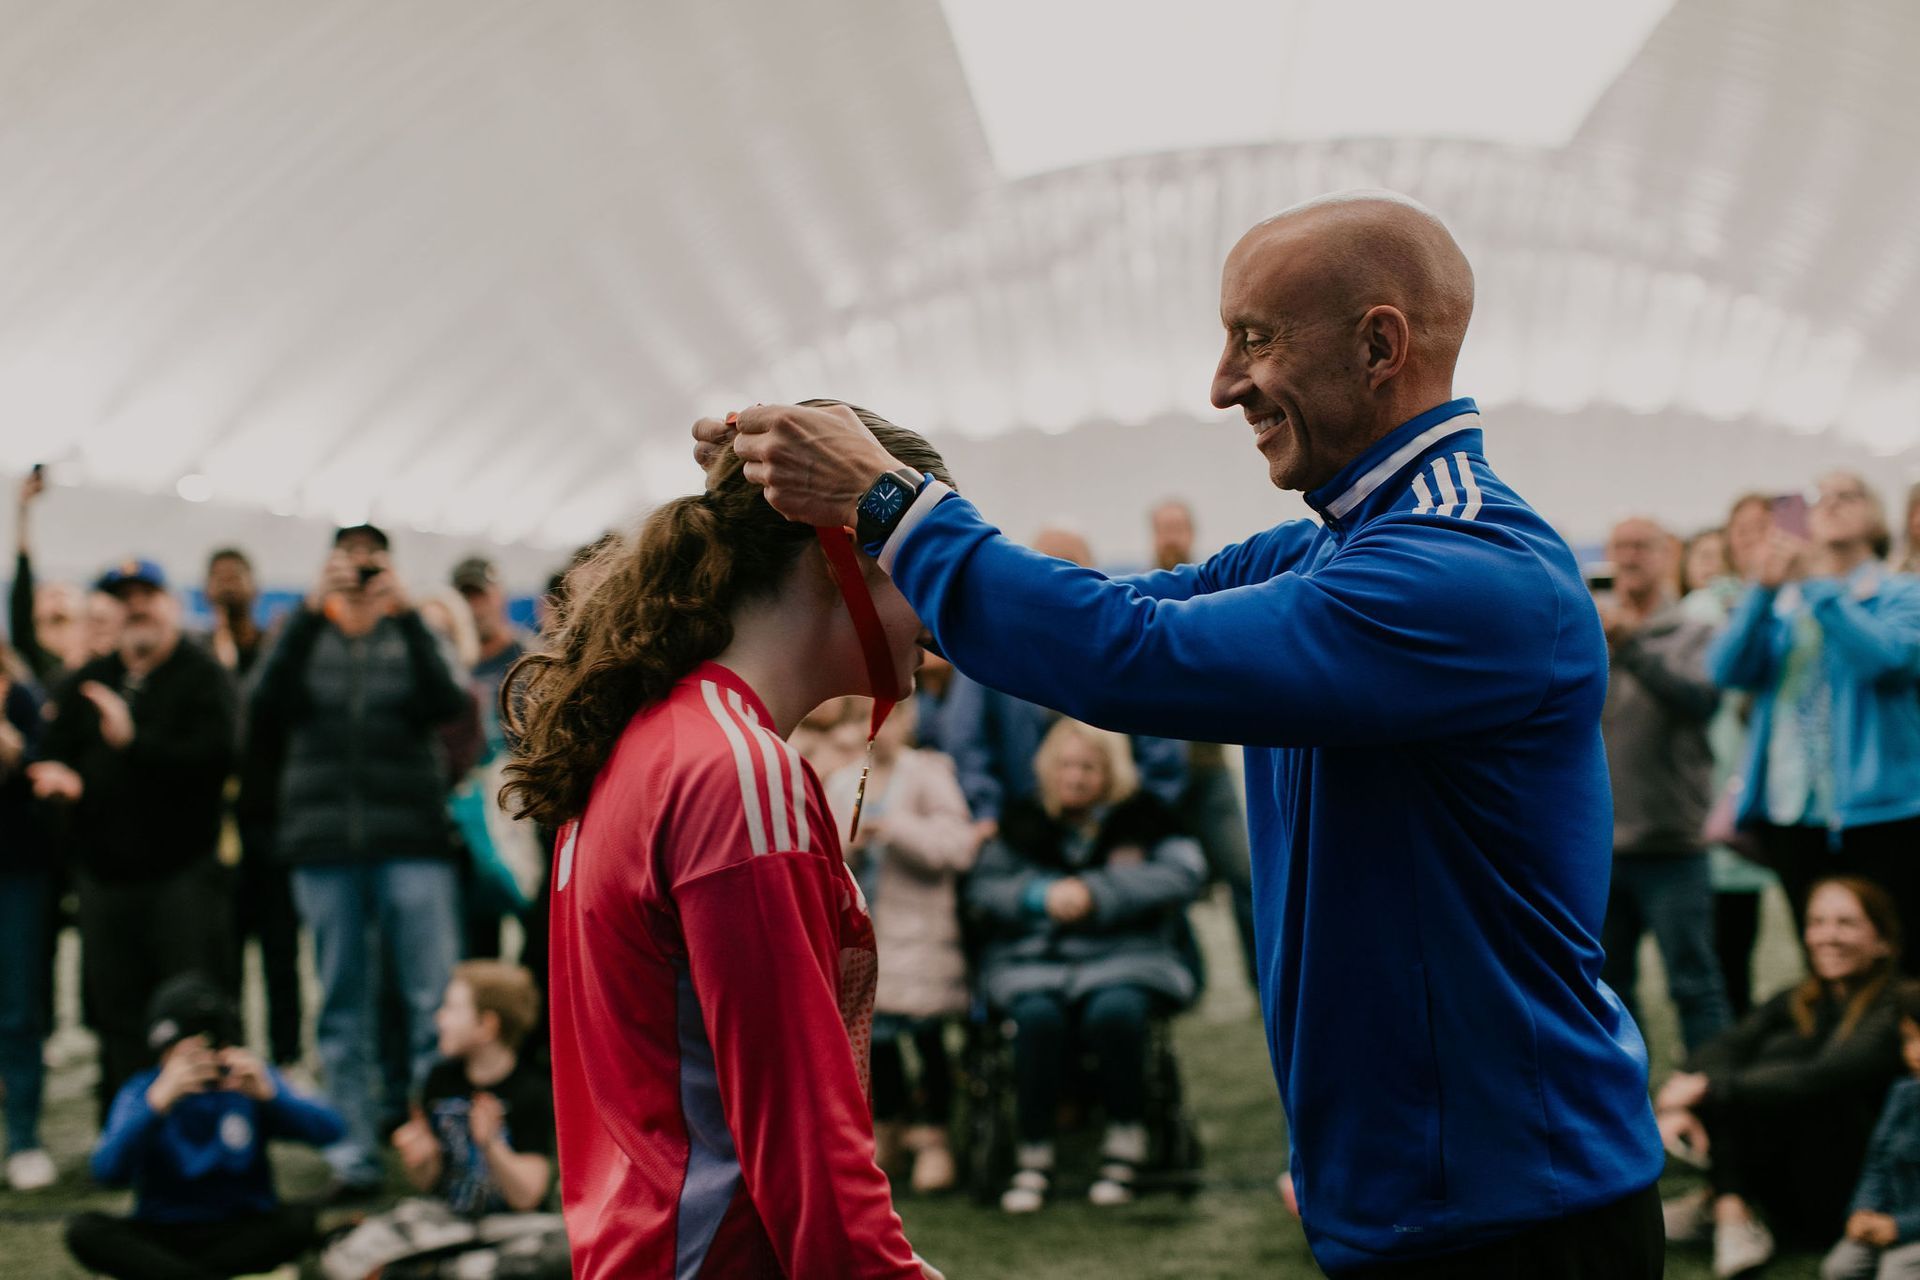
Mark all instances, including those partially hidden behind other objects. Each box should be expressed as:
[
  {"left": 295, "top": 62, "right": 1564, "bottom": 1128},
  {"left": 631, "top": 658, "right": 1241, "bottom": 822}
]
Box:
[{"left": 698, "top": 191, "right": 1664, "bottom": 1276}]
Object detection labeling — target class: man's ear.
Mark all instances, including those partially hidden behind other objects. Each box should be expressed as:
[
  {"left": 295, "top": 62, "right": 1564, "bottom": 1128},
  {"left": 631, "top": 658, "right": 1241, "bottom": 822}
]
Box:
[
  {"left": 1359, "top": 305, "right": 1411, "bottom": 389},
  {"left": 479, "top": 1009, "right": 503, "bottom": 1045}
]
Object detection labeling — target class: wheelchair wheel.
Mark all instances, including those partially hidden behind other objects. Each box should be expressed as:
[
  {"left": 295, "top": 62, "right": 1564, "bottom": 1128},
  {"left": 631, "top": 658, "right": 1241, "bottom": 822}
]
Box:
[{"left": 958, "top": 1018, "right": 1015, "bottom": 1205}]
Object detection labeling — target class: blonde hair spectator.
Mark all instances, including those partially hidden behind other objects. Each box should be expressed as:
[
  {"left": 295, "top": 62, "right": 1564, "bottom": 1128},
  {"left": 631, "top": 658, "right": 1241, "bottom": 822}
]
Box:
[{"left": 1034, "top": 720, "right": 1138, "bottom": 817}]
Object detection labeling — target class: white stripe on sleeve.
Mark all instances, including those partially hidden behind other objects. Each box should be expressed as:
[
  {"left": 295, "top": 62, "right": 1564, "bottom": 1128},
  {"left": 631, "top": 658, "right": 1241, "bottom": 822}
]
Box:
[
  {"left": 1429, "top": 458, "right": 1458, "bottom": 517},
  {"left": 1411, "top": 474, "right": 1435, "bottom": 514},
  {"left": 700, "top": 681, "right": 768, "bottom": 856},
  {"left": 1453, "top": 451, "right": 1483, "bottom": 522}
]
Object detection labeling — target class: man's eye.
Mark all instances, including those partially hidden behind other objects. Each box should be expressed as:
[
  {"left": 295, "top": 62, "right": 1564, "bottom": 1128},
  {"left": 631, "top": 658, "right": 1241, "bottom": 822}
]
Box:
[{"left": 1242, "top": 333, "right": 1268, "bottom": 352}]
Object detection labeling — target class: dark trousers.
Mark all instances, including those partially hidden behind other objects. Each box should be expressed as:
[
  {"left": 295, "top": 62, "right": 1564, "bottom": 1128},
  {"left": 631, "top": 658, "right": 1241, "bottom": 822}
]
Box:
[
  {"left": 1714, "top": 889, "right": 1762, "bottom": 1018},
  {"left": 1702, "top": 1094, "right": 1873, "bottom": 1248},
  {"left": 228, "top": 822, "right": 302, "bottom": 1065},
  {"left": 1756, "top": 817, "right": 1920, "bottom": 975},
  {"left": 1600, "top": 854, "right": 1732, "bottom": 1052},
  {"left": 1009, "top": 984, "right": 1155, "bottom": 1142},
  {"left": 66, "top": 1206, "right": 317, "bottom": 1280},
  {"left": 870, "top": 1018, "right": 955, "bottom": 1125},
  {"left": 1337, "top": 1181, "right": 1663, "bottom": 1279},
  {"left": 77, "top": 858, "right": 230, "bottom": 1120}
]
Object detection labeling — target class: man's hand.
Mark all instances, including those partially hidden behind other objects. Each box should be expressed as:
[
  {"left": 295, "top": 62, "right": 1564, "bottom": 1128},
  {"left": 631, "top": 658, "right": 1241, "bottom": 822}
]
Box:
[
  {"left": 363, "top": 565, "right": 410, "bottom": 617},
  {"left": 693, "top": 404, "right": 904, "bottom": 527},
  {"left": 1656, "top": 1108, "right": 1710, "bottom": 1166},
  {"left": 217, "top": 1047, "right": 276, "bottom": 1102},
  {"left": 146, "top": 1036, "right": 220, "bottom": 1114},
  {"left": 392, "top": 1109, "right": 440, "bottom": 1173},
  {"left": 27, "top": 760, "right": 83, "bottom": 803},
  {"left": 469, "top": 1091, "right": 505, "bottom": 1149},
  {"left": 1278, "top": 1173, "right": 1299, "bottom": 1217},
  {"left": 308, "top": 550, "right": 359, "bottom": 610},
  {"left": 1045, "top": 877, "right": 1095, "bottom": 924},
  {"left": 1654, "top": 1070, "right": 1709, "bottom": 1112},
  {"left": 19, "top": 468, "right": 45, "bottom": 508},
  {"left": 79, "top": 682, "right": 134, "bottom": 749},
  {"left": 912, "top": 1255, "right": 944, "bottom": 1280}
]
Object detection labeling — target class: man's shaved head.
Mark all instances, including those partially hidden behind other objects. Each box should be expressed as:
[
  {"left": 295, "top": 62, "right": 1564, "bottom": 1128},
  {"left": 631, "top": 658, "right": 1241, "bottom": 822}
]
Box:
[
  {"left": 1211, "top": 189, "right": 1477, "bottom": 493},
  {"left": 1241, "top": 191, "right": 1474, "bottom": 374}
]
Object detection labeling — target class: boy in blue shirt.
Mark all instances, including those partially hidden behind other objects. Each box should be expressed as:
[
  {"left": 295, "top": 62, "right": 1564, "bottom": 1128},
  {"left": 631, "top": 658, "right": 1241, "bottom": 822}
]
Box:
[
  {"left": 65, "top": 973, "right": 345, "bottom": 1279},
  {"left": 1825, "top": 988, "right": 1920, "bottom": 1279}
]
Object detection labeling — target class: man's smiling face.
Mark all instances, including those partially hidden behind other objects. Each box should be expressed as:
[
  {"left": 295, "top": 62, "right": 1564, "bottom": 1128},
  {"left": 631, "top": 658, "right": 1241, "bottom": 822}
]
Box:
[{"left": 1209, "top": 226, "right": 1377, "bottom": 494}]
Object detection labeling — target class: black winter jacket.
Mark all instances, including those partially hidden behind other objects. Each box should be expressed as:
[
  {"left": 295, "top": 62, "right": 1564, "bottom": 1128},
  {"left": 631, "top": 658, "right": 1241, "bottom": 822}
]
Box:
[
  {"left": 40, "top": 640, "right": 236, "bottom": 880},
  {"left": 248, "top": 607, "right": 468, "bottom": 865}
]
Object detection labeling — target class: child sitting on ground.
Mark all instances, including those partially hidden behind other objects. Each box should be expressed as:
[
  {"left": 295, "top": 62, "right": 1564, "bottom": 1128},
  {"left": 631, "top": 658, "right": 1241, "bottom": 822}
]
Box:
[
  {"left": 1825, "top": 985, "right": 1920, "bottom": 1280},
  {"left": 66, "top": 972, "right": 345, "bottom": 1280},
  {"left": 321, "top": 961, "right": 565, "bottom": 1280}
]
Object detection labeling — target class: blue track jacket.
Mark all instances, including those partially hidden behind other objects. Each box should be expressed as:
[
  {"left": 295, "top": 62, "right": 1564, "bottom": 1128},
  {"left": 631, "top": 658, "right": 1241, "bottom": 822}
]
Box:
[{"left": 881, "top": 399, "right": 1662, "bottom": 1271}]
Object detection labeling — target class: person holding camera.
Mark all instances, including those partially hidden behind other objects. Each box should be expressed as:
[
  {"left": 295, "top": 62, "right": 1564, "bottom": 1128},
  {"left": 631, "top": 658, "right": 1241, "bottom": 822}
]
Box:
[
  {"left": 65, "top": 973, "right": 345, "bottom": 1280},
  {"left": 249, "top": 524, "right": 471, "bottom": 1199}
]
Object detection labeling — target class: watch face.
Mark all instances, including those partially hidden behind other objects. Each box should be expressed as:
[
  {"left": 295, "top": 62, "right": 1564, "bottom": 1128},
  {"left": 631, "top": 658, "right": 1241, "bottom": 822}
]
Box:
[{"left": 859, "top": 475, "right": 910, "bottom": 523}]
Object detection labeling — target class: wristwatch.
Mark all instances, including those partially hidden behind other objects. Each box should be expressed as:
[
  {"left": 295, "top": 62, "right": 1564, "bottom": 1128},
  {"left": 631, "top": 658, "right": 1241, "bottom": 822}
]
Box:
[{"left": 854, "top": 466, "right": 924, "bottom": 549}]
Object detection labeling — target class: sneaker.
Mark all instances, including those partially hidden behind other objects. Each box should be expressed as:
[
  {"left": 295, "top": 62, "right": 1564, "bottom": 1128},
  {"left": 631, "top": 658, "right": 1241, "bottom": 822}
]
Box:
[
  {"left": 999, "top": 1168, "right": 1050, "bottom": 1214},
  {"left": 4, "top": 1148, "right": 56, "bottom": 1191},
  {"left": 1713, "top": 1214, "right": 1774, "bottom": 1277},
  {"left": 1662, "top": 1188, "right": 1712, "bottom": 1244},
  {"left": 1000, "top": 1143, "right": 1054, "bottom": 1214},
  {"left": 1087, "top": 1164, "right": 1136, "bottom": 1207},
  {"left": 1089, "top": 1123, "right": 1144, "bottom": 1207}
]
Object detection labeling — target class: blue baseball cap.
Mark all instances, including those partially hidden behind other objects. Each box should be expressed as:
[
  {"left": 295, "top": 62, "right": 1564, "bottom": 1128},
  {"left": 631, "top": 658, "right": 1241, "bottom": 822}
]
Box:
[{"left": 95, "top": 558, "right": 168, "bottom": 595}]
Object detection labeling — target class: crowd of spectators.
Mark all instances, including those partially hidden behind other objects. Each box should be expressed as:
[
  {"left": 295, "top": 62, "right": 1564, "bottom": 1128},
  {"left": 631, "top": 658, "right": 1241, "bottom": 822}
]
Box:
[{"left": 4, "top": 465, "right": 1920, "bottom": 1276}]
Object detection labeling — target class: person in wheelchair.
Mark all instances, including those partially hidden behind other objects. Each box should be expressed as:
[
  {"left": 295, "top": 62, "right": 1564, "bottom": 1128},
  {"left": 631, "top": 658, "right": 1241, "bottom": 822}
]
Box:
[{"left": 964, "top": 719, "right": 1206, "bottom": 1213}]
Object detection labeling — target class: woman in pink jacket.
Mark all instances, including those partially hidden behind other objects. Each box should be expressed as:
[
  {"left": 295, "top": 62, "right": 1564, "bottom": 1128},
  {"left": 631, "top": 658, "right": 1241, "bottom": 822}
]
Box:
[{"left": 828, "top": 699, "right": 980, "bottom": 1194}]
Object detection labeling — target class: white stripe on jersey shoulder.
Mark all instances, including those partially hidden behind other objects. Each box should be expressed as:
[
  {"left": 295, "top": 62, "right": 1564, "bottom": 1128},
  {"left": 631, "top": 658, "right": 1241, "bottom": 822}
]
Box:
[
  {"left": 1453, "top": 451, "right": 1483, "bottom": 521},
  {"left": 699, "top": 681, "right": 768, "bottom": 856},
  {"left": 1428, "top": 457, "right": 1458, "bottom": 517},
  {"left": 1408, "top": 454, "right": 1487, "bottom": 522},
  {"left": 1325, "top": 414, "right": 1480, "bottom": 520},
  {"left": 556, "top": 824, "right": 579, "bottom": 891},
  {"left": 1410, "top": 473, "right": 1434, "bottom": 514},
  {"left": 725, "top": 688, "right": 792, "bottom": 852},
  {"left": 734, "top": 698, "right": 813, "bottom": 853}
]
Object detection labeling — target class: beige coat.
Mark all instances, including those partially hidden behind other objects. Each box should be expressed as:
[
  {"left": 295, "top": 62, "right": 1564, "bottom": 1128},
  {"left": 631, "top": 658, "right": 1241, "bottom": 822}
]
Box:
[{"left": 826, "top": 748, "right": 978, "bottom": 1019}]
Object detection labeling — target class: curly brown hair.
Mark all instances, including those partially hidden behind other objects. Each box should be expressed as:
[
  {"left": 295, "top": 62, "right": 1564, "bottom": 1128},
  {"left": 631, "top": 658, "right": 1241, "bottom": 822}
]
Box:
[{"left": 500, "top": 402, "right": 951, "bottom": 826}]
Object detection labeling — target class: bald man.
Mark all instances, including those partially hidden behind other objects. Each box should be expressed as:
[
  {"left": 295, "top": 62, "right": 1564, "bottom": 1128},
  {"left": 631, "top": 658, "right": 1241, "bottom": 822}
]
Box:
[{"left": 696, "top": 192, "right": 1664, "bottom": 1277}]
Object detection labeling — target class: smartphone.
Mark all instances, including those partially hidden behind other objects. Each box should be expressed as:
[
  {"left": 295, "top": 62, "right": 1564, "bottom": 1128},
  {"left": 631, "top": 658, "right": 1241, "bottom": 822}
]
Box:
[
  {"left": 1770, "top": 492, "right": 1810, "bottom": 538},
  {"left": 29, "top": 463, "right": 44, "bottom": 480}
]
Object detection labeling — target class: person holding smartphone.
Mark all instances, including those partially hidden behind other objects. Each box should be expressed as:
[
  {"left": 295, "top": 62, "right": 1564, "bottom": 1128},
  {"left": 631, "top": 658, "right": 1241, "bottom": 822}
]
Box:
[{"left": 248, "top": 524, "right": 471, "bottom": 1200}]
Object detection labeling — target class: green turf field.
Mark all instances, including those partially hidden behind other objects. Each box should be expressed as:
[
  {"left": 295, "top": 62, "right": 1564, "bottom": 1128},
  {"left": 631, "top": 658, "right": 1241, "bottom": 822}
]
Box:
[{"left": 0, "top": 890, "right": 1828, "bottom": 1277}]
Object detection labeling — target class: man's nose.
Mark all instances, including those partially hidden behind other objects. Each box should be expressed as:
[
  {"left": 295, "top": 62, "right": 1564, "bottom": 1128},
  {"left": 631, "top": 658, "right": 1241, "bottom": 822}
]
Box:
[{"left": 1210, "top": 350, "right": 1248, "bottom": 410}]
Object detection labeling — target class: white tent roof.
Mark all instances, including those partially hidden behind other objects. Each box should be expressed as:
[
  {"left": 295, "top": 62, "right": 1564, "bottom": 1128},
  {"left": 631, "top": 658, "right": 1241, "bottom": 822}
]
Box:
[{"left": 3, "top": 0, "right": 1917, "bottom": 586}]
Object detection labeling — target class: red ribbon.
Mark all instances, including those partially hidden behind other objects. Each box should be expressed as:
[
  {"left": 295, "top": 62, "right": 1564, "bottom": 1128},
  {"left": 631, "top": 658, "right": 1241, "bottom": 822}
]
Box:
[{"left": 815, "top": 525, "right": 896, "bottom": 839}]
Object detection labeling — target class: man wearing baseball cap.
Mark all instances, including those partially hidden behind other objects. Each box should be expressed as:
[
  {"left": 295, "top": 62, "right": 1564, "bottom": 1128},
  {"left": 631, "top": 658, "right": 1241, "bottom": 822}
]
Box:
[{"left": 28, "top": 558, "right": 238, "bottom": 1118}]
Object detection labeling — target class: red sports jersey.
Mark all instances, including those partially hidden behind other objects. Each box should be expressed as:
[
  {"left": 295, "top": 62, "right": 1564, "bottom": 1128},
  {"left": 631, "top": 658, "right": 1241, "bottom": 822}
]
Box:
[{"left": 548, "top": 661, "right": 920, "bottom": 1279}]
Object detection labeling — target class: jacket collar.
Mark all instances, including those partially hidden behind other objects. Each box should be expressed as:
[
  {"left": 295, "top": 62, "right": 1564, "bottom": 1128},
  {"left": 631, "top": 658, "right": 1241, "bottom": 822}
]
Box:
[{"left": 1304, "top": 397, "right": 1480, "bottom": 530}]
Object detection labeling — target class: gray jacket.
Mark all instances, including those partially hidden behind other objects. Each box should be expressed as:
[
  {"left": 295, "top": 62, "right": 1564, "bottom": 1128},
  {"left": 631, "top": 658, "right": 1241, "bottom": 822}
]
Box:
[
  {"left": 964, "top": 795, "right": 1206, "bottom": 1010},
  {"left": 1602, "top": 603, "right": 1719, "bottom": 855}
]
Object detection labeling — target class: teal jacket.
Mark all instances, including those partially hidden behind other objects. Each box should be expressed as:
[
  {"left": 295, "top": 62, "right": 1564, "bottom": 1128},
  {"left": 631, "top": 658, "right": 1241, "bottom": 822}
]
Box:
[{"left": 1707, "top": 567, "right": 1920, "bottom": 832}]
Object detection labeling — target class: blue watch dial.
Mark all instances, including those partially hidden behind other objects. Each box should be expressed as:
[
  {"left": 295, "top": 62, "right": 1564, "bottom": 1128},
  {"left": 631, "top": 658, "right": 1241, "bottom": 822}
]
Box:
[{"left": 859, "top": 475, "right": 911, "bottom": 523}]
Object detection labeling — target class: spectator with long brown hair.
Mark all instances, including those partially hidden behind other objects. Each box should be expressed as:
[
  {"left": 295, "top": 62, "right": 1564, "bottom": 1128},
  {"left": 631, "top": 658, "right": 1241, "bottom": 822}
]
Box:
[
  {"left": 508, "top": 403, "right": 946, "bottom": 1279},
  {"left": 1659, "top": 876, "right": 1909, "bottom": 1274}
]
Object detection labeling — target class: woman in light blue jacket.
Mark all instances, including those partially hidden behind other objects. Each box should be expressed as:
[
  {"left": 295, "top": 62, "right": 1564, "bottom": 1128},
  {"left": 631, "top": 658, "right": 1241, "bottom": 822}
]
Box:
[{"left": 1708, "top": 471, "right": 1920, "bottom": 968}]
